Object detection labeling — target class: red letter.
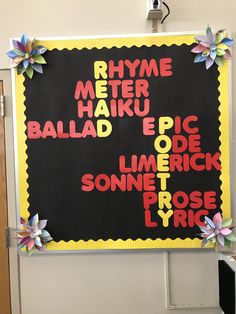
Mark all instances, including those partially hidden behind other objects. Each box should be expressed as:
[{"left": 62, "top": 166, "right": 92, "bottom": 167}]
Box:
[
  {"left": 81, "top": 120, "right": 97, "bottom": 138},
  {"left": 42, "top": 121, "right": 57, "bottom": 139},
  {"left": 172, "top": 135, "right": 188, "bottom": 153},
  {"left": 108, "top": 60, "right": 124, "bottom": 79},
  {"left": 145, "top": 210, "right": 157, "bottom": 227},
  {"left": 138, "top": 155, "right": 157, "bottom": 172},
  {"left": 82, "top": 174, "right": 95, "bottom": 191},
  {"left": 205, "top": 153, "right": 221, "bottom": 171},
  {"left": 189, "top": 191, "right": 203, "bottom": 209},
  {"left": 143, "top": 192, "right": 158, "bottom": 209},
  {"left": 143, "top": 173, "right": 156, "bottom": 191},
  {"left": 74, "top": 81, "right": 95, "bottom": 100},
  {"left": 57, "top": 121, "right": 69, "bottom": 138},
  {"left": 183, "top": 115, "right": 199, "bottom": 134},
  {"left": 204, "top": 191, "right": 217, "bottom": 209},
  {"left": 122, "top": 80, "right": 134, "bottom": 98},
  {"left": 172, "top": 191, "right": 189, "bottom": 209},
  {"left": 27, "top": 121, "right": 42, "bottom": 139},
  {"left": 189, "top": 134, "right": 201, "bottom": 152},
  {"left": 95, "top": 174, "right": 110, "bottom": 192},
  {"left": 174, "top": 210, "right": 187, "bottom": 227},
  {"left": 160, "top": 58, "right": 172, "bottom": 76},
  {"left": 135, "top": 79, "right": 149, "bottom": 97},
  {"left": 143, "top": 117, "right": 155, "bottom": 135},
  {"left": 77, "top": 100, "right": 93, "bottom": 118},
  {"left": 124, "top": 59, "right": 140, "bottom": 77},
  {"left": 139, "top": 59, "right": 159, "bottom": 77}
]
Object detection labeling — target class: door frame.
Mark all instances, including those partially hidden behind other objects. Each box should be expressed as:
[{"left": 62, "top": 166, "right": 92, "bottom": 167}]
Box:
[
  {"left": 0, "top": 79, "right": 11, "bottom": 314},
  {"left": 0, "top": 69, "right": 21, "bottom": 314}
]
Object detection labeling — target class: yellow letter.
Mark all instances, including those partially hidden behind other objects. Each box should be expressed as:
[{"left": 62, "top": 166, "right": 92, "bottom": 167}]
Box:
[
  {"left": 94, "top": 61, "right": 108, "bottom": 79},
  {"left": 158, "top": 191, "right": 172, "bottom": 209},
  {"left": 158, "top": 209, "right": 173, "bottom": 227},
  {"left": 159, "top": 117, "right": 174, "bottom": 134},
  {"left": 94, "top": 100, "right": 110, "bottom": 117},
  {"left": 95, "top": 80, "right": 108, "bottom": 98},
  {"left": 157, "top": 154, "right": 169, "bottom": 172},
  {"left": 154, "top": 135, "right": 172, "bottom": 153},
  {"left": 97, "top": 119, "right": 112, "bottom": 137},
  {"left": 156, "top": 173, "right": 170, "bottom": 190}
]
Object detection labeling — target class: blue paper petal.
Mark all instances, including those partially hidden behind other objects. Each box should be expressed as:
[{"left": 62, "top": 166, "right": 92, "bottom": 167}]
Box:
[
  {"left": 195, "top": 35, "right": 209, "bottom": 43},
  {"left": 29, "top": 213, "right": 39, "bottom": 227},
  {"left": 205, "top": 57, "right": 215, "bottom": 69},
  {"left": 31, "top": 63, "right": 43, "bottom": 73},
  {"left": 206, "top": 26, "right": 215, "bottom": 45},
  {"left": 37, "top": 46, "right": 47, "bottom": 54},
  {"left": 41, "top": 230, "right": 50, "bottom": 238},
  {"left": 35, "top": 236, "right": 42, "bottom": 247},
  {"left": 29, "top": 49, "right": 38, "bottom": 58},
  {"left": 210, "top": 50, "right": 217, "bottom": 60},
  {"left": 194, "top": 54, "right": 207, "bottom": 63},
  {"left": 23, "top": 59, "right": 29, "bottom": 69},
  {"left": 205, "top": 216, "right": 215, "bottom": 228},
  {"left": 21, "top": 33, "right": 28, "bottom": 46},
  {"left": 221, "top": 38, "right": 234, "bottom": 47},
  {"left": 7, "top": 50, "right": 18, "bottom": 58}
]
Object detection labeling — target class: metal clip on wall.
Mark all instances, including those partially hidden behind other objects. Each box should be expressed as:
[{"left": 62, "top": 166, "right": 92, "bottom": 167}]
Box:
[{"left": 147, "top": 0, "right": 163, "bottom": 33}]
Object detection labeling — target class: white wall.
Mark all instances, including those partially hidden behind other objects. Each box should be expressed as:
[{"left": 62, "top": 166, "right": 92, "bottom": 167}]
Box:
[{"left": 2, "top": 1, "right": 236, "bottom": 314}]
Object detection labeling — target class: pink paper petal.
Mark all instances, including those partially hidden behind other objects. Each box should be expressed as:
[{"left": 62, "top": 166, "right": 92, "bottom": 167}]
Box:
[
  {"left": 224, "top": 49, "right": 232, "bottom": 60},
  {"left": 20, "top": 217, "right": 26, "bottom": 225},
  {"left": 220, "top": 228, "right": 232, "bottom": 236},
  {"left": 27, "top": 239, "right": 35, "bottom": 251},
  {"left": 18, "top": 237, "right": 31, "bottom": 246},
  {"left": 213, "top": 213, "right": 222, "bottom": 226},
  {"left": 191, "top": 44, "right": 207, "bottom": 53},
  {"left": 199, "top": 42, "right": 210, "bottom": 48}
]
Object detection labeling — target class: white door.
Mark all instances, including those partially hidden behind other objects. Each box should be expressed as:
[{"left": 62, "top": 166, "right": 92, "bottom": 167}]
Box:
[{"left": 3, "top": 68, "right": 222, "bottom": 314}]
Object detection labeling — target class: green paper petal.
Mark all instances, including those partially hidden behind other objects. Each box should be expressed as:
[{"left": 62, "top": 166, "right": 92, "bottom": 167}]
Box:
[
  {"left": 33, "top": 54, "right": 46, "bottom": 64},
  {"left": 17, "top": 65, "right": 26, "bottom": 75},
  {"left": 224, "top": 238, "right": 233, "bottom": 248},
  {"left": 13, "top": 48, "right": 25, "bottom": 57},
  {"left": 222, "top": 218, "right": 233, "bottom": 228},
  {"left": 215, "top": 31, "right": 225, "bottom": 45},
  {"left": 215, "top": 57, "right": 224, "bottom": 67},
  {"left": 26, "top": 66, "right": 34, "bottom": 79},
  {"left": 225, "top": 233, "right": 236, "bottom": 241},
  {"left": 216, "top": 48, "right": 226, "bottom": 56},
  {"left": 217, "top": 43, "right": 229, "bottom": 51}
]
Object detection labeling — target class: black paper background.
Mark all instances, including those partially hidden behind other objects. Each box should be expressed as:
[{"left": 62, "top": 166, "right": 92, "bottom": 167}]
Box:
[{"left": 24, "top": 44, "right": 221, "bottom": 241}]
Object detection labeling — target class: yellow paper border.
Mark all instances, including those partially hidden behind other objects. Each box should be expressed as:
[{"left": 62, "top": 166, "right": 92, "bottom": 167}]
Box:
[{"left": 14, "top": 34, "right": 231, "bottom": 251}]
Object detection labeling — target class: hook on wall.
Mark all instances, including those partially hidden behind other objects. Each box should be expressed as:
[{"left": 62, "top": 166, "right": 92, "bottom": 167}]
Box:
[{"left": 147, "top": 0, "right": 170, "bottom": 32}]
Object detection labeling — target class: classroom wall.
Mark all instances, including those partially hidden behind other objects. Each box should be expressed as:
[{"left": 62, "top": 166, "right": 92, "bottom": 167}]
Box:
[{"left": 1, "top": 1, "right": 236, "bottom": 314}]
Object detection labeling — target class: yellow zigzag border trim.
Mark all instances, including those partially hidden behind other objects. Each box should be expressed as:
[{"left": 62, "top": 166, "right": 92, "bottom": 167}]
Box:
[{"left": 14, "top": 34, "right": 231, "bottom": 251}]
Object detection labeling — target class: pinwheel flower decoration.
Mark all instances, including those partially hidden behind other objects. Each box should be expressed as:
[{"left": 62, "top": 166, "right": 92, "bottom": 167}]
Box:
[
  {"left": 191, "top": 26, "right": 233, "bottom": 70},
  {"left": 199, "top": 213, "right": 236, "bottom": 250},
  {"left": 17, "top": 214, "right": 53, "bottom": 255},
  {"left": 7, "top": 34, "right": 47, "bottom": 79}
]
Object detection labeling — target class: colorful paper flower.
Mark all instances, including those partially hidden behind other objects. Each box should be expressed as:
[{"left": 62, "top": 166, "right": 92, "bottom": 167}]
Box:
[
  {"left": 17, "top": 213, "right": 53, "bottom": 255},
  {"left": 198, "top": 213, "right": 236, "bottom": 250},
  {"left": 7, "top": 34, "right": 47, "bottom": 79},
  {"left": 191, "top": 26, "right": 233, "bottom": 70}
]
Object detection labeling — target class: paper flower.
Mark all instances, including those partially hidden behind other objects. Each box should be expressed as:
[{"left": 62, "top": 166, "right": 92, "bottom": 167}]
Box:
[
  {"left": 198, "top": 213, "right": 236, "bottom": 250},
  {"left": 17, "top": 213, "right": 53, "bottom": 255},
  {"left": 7, "top": 34, "right": 47, "bottom": 79},
  {"left": 191, "top": 26, "right": 233, "bottom": 70}
]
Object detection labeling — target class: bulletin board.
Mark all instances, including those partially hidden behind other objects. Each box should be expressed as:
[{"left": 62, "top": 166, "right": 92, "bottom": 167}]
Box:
[{"left": 12, "top": 33, "right": 231, "bottom": 251}]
